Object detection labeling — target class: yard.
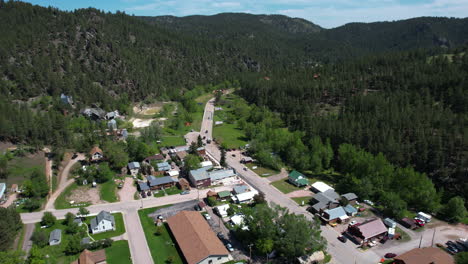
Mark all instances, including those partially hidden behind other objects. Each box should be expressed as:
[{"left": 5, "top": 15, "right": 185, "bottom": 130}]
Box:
[
  {"left": 138, "top": 206, "right": 183, "bottom": 264},
  {"left": 33, "top": 222, "right": 80, "bottom": 264},
  {"left": 213, "top": 122, "right": 248, "bottom": 149},
  {"left": 100, "top": 180, "right": 118, "bottom": 203},
  {"left": 5, "top": 151, "right": 45, "bottom": 186},
  {"left": 158, "top": 135, "right": 186, "bottom": 147},
  {"left": 105, "top": 240, "right": 132, "bottom": 264},
  {"left": 54, "top": 183, "right": 91, "bottom": 209},
  {"left": 292, "top": 196, "right": 312, "bottom": 206},
  {"left": 84, "top": 213, "right": 126, "bottom": 241},
  {"left": 271, "top": 179, "right": 304, "bottom": 194},
  {"left": 245, "top": 163, "right": 279, "bottom": 177}
]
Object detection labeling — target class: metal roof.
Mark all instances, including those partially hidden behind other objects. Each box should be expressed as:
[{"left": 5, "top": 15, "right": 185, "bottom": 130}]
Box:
[
  {"left": 49, "top": 229, "right": 62, "bottom": 242},
  {"left": 148, "top": 176, "right": 176, "bottom": 187},
  {"left": 323, "top": 207, "right": 347, "bottom": 220},
  {"left": 209, "top": 169, "right": 235, "bottom": 181},
  {"left": 342, "top": 193, "right": 358, "bottom": 200},
  {"left": 344, "top": 204, "right": 358, "bottom": 214},
  {"left": 190, "top": 167, "right": 210, "bottom": 181},
  {"left": 138, "top": 181, "right": 150, "bottom": 191},
  {"left": 90, "top": 211, "right": 115, "bottom": 230},
  {"left": 233, "top": 185, "right": 248, "bottom": 194},
  {"left": 128, "top": 162, "right": 140, "bottom": 170}
]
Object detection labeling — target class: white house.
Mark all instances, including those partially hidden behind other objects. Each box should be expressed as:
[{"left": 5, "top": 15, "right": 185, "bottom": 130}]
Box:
[
  {"left": 90, "top": 211, "right": 115, "bottom": 234},
  {"left": 128, "top": 162, "right": 141, "bottom": 176},
  {"left": 214, "top": 204, "right": 230, "bottom": 217},
  {"left": 232, "top": 190, "right": 258, "bottom": 204}
]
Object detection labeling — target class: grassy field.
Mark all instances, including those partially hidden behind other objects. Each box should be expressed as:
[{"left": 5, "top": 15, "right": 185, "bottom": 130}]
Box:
[
  {"left": 245, "top": 163, "right": 279, "bottom": 177},
  {"left": 164, "top": 186, "right": 182, "bottom": 195},
  {"left": 138, "top": 206, "right": 183, "bottom": 264},
  {"left": 5, "top": 152, "right": 45, "bottom": 186},
  {"left": 33, "top": 222, "right": 79, "bottom": 264},
  {"left": 106, "top": 240, "right": 132, "bottom": 264},
  {"left": 54, "top": 183, "right": 90, "bottom": 209},
  {"left": 213, "top": 122, "right": 248, "bottom": 149},
  {"left": 292, "top": 196, "right": 312, "bottom": 206},
  {"left": 100, "top": 180, "right": 118, "bottom": 203},
  {"left": 86, "top": 213, "right": 126, "bottom": 241},
  {"left": 271, "top": 179, "right": 303, "bottom": 194},
  {"left": 158, "top": 136, "right": 186, "bottom": 147}
]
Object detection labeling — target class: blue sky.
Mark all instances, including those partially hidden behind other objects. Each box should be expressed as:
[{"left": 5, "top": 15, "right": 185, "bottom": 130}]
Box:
[{"left": 25, "top": 0, "right": 468, "bottom": 28}]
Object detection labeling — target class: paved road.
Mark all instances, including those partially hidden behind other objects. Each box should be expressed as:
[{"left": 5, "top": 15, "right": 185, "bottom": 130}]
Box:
[
  {"left": 200, "top": 97, "right": 380, "bottom": 264},
  {"left": 45, "top": 153, "right": 85, "bottom": 210},
  {"left": 124, "top": 209, "right": 153, "bottom": 264}
]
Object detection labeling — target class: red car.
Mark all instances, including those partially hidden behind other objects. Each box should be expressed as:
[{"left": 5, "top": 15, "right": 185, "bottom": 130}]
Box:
[{"left": 414, "top": 219, "right": 425, "bottom": 227}]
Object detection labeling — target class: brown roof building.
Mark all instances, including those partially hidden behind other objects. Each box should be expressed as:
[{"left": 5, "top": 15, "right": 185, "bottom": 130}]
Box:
[
  {"left": 71, "top": 249, "right": 106, "bottom": 264},
  {"left": 348, "top": 218, "right": 387, "bottom": 241},
  {"left": 89, "top": 146, "right": 104, "bottom": 162},
  {"left": 167, "top": 211, "right": 230, "bottom": 264},
  {"left": 394, "top": 247, "right": 454, "bottom": 264}
]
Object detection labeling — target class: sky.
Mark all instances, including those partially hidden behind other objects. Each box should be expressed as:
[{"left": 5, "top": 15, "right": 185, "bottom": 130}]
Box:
[{"left": 24, "top": 0, "right": 468, "bottom": 28}]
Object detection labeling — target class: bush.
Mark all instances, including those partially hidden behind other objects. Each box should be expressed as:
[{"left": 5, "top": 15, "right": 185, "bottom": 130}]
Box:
[
  {"left": 41, "top": 212, "right": 56, "bottom": 227},
  {"left": 31, "top": 230, "right": 48, "bottom": 247}
]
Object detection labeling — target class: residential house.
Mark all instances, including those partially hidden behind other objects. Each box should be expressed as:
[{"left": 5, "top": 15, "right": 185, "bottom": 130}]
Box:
[
  {"left": 105, "top": 110, "right": 119, "bottom": 120},
  {"left": 0, "top": 183, "right": 5, "bottom": 200},
  {"left": 156, "top": 161, "right": 171, "bottom": 172},
  {"left": 189, "top": 168, "right": 211, "bottom": 188},
  {"left": 89, "top": 146, "right": 104, "bottom": 162},
  {"left": 60, "top": 93, "right": 73, "bottom": 105},
  {"left": 214, "top": 204, "right": 230, "bottom": 217},
  {"left": 176, "top": 151, "right": 188, "bottom": 161},
  {"left": 143, "top": 154, "right": 165, "bottom": 164},
  {"left": 217, "top": 191, "right": 231, "bottom": 201},
  {"left": 232, "top": 190, "right": 259, "bottom": 204},
  {"left": 230, "top": 214, "right": 247, "bottom": 230},
  {"left": 49, "top": 229, "right": 62, "bottom": 246},
  {"left": 82, "top": 108, "right": 105, "bottom": 120},
  {"left": 233, "top": 185, "right": 249, "bottom": 194},
  {"left": 128, "top": 162, "right": 141, "bottom": 176},
  {"left": 344, "top": 204, "right": 358, "bottom": 216},
  {"left": 393, "top": 247, "right": 454, "bottom": 264},
  {"left": 167, "top": 211, "right": 230, "bottom": 264},
  {"left": 138, "top": 181, "right": 150, "bottom": 192},
  {"left": 167, "top": 170, "right": 179, "bottom": 179},
  {"left": 178, "top": 178, "right": 191, "bottom": 191},
  {"left": 107, "top": 119, "right": 117, "bottom": 130},
  {"left": 311, "top": 181, "right": 333, "bottom": 193},
  {"left": 288, "top": 170, "right": 309, "bottom": 187},
  {"left": 71, "top": 249, "right": 107, "bottom": 264},
  {"left": 322, "top": 207, "right": 348, "bottom": 224},
  {"left": 90, "top": 211, "right": 115, "bottom": 234},
  {"left": 200, "top": 160, "right": 213, "bottom": 169},
  {"left": 147, "top": 176, "right": 177, "bottom": 190},
  {"left": 209, "top": 169, "right": 236, "bottom": 185},
  {"left": 310, "top": 189, "right": 340, "bottom": 212},
  {"left": 197, "top": 147, "right": 206, "bottom": 156},
  {"left": 341, "top": 193, "right": 358, "bottom": 205},
  {"left": 347, "top": 218, "right": 387, "bottom": 244}
]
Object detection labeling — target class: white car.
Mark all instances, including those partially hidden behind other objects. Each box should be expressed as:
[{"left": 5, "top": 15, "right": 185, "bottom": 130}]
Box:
[
  {"left": 226, "top": 243, "right": 234, "bottom": 252},
  {"left": 349, "top": 220, "right": 357, "bottom": 226},
  {"left": 203, "top": 214, "right": 211, "bottom": 220}
]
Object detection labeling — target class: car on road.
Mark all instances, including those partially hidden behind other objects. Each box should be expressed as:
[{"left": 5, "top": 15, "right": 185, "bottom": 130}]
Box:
[
  {"left": 205, "top": 130, "right": 208, "bottom": 133},
  {"left": 349, "top": 220, "right": 357, "bottom": 226},
  {"left": 384, "top": 253, "right": 397, "bottom": 258},
  {"left": 180, "top": 190, "right": 190, "bottom": 195},
  {"left": 226, "top": 243, "right": 234, "bottom": 252},
  {"left": 338, "top": 236, "right": 347, "bottom": 243},
  {"left": 232, "top": 154, "right": 236, "bottom": 157},
  {"left": 203, "top": 214, "right": 211, "bottom": 220},
  {"left": 71, "top": 153, "right": 78, "bottom": 159},
  {"left": 217, "top": 232, "right": 225, "bottom": 240},
  {"left": 243, "top": 167, "right": 247, "bottom": 171},
  {"left": 141, "top": 192, "right": 147, "bottom": 198}
]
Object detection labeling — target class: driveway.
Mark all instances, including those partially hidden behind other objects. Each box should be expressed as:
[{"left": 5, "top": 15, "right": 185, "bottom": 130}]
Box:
[
  {"left": 118, "top": 177, "right": 136, "bottom": 202},
  {"left": 266, "top": 168, "right": 288, "bottom": 182}
]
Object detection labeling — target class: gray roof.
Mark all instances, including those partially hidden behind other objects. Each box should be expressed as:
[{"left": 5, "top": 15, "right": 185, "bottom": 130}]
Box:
[
  {"left": 128, "top": 162, "right": 140, "bottom": 170},
  {"left": 73, "top": 218, "right": 83, "bottom": 225},
  {"left": 313, "top": 190, "right": 339, "bottom": 204},
  {"left": 344, "top": 204, "right": 358, "bottom": 214},
  {"left": 190, "top": 167, "right": 210, "bottom": 181},
  {"left": 49, "top": 229, "right": 62, "bottom": 242},
  {"left": 156, "top": 162, "right": 171, "bottom": 171},
  {"left": 312, "top": 202, "right": 328, "bottom": 212},
  {"left": 342, "top": 193, "right": 358, "bottom": 201},
  {"left": 0, "top": 183, "right": 5, "bottom": 198},
  {"left": 90, "top": 211, "right": 115, "bottom": 230},
  {"left": 233, "top": 185, "right": 249, "bottom": 194},
  {"left": 323, "top": 189, "right": 340, "bottom": 200},
  {"left": 148, "top": 176, "right": 176, "bottom": 187},
  {"left": 324, "top": 207, "right": 347, "bottom": 220},
  {"left": 138, "top": 182, "right": 150, "bottom": 191},
  {"left": 209, "top": 169, "right": 236, "bottom": 181}
]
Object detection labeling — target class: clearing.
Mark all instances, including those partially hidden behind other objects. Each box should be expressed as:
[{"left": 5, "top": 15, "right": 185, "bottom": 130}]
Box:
[
  {"left": 245, "top": 163, "right": 279, "bottom": 177},
  {"left": 5, "top": 151, "right": 45, "bottom": 186},
  {"left": 213, "top": 122, "right": 248, "bottom": 149},
  {"left": 105, "top": 240, "right": 132, "bottom": 264},
  {"left": 270, "top": 179, "right": 303, "bottom": 194},
  {"left": 55, "top": 183, "right": 105, "bottom": 209}
]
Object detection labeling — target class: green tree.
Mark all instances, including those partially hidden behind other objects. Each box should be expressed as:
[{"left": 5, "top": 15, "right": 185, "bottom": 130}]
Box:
[
  {"left": 65, "top": 222, "right": 79, "bottom": 235},
  {"left": 0, "top": 251, "right": 24, "bottom": 264},
  {"left": 78, "top": 207, "right": 90, "bottom": 218},
  {"left": 440, "top": 196, "right": 467, "bottom": 223},
  {"left": 103, "top": 141, "right": 129, "bottom": 169},
  {"left": 28, "top": 245, "right": 46, "bottom": 264},
  {"left": 183, "top": 154, "right": 201, "bottom": 171},
  {"left": 220, "top": 148, "right": 227, "bottom": 167},
  {"left": 64, "top": 212, "right": 76, "bottom": 226},
  {"left": 40, "top": 212, "right": 56, "bottom": 227},
  {"left": 140, "top": 122, "right": 162, "bottom": 143},
  {"left": 197, "top": 135, "right": 203, "bottom": 147},
  {"left": 456, "top": 252, "right": 468, "bottom": 264},
  {"left": 379, "top": 192, "right": 407, "bottom": 219},
  {"left": 64, "top": 234, "right": 82, "bottom": 255},
  {"left": 0, "top": 207, "right": 22, "bottom": 250},
  {"left": 188, "top": 142, "right": 198, "bottom": 155},
  {"left": 31, "top": 230, "right": 48, "bottom": 247},
  {"left": 256, "top": 238, "right": 274, "bottom": 260}
]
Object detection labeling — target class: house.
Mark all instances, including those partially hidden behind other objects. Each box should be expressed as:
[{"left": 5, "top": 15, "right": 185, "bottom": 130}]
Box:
[
  {"left": 217, "top": 191, "right": 231, "bottom": 201},
  {"left": 311, "top": 181, "right": 333, "bottom": 193},
  {"left": 241, "top": 157, "right": 253, "bottom": 164},
  {"left": 393, "top": 247, "right": 454, "bottom": 264},
  {"left": 105, "top": 110, "right": 119, "bottom": 120},
  {"left": 288, "top": 170, "right": 309, "bottom": 187},
  {"left": 197, "top": 147, "right": 206, "bottom": 156},
  {"left": 189, "top": 168, "right": 211, "bottom": 188},
  {"left": 209, "top": 169, "right": 236, "bottom": 185},
  {"left": 143, "top": 154, "right": 165, "bottom": 164},
  {"left": 178, "top": 178, "right": 191, "bottom": 190},
  {"left": 311, "top": 189, "right": 341, "bottom": 212},
  {"left": 322, "top": 207, "right": 348, "bottom": 223},
  {"left": 71, "top": 249, "right": 107, "bottom": 264},
  {"left": 128, "top": 162, "right": 141, "bottom": 176},
  {"left": 232, "top": 190, "right": 258, "bottom": 204},
  {"left": 49, "top": 229, "right": 62, "bottom": 246},
  {"left": 233, "top": 185, "right": 249, "bottom": 194},
  {"left": 214, "top": 204, "right": 230, "bottom": 217},
  {"left": 344, "top": 204, "right": 358, "bottom": 216},
  {"left": 148, "top": 176, "right": 177, "bottom": 190},
  {"left": 138, "top": 181, "right": 150, "bottom": 192},
  {"left": 230, "top": 214, "right": 245, "bottom": 226},
  {"left": 89, "top": 146, "right": 104, "bottom": 162},
  {"left": 167, "top": 170, "right": 179, "bottom": 179},
  {"left": 200, "top": 160, "right": 213, "bottom": 169},
  {"left": 167, "top": 211, "right": 230, "bottom": 264},
  {"left": 90, "top": 211, "right": 115, "bottom": 234},
  {"left": 82, "top": 108, "right": 106, "bottom": 120},
  {"left": 0, "top": 183, "right": 5, "bottom": 200},
  {"left": 60, "top": 93, "right": 73, "bottom": 105},
  {"left": 156, "top": 161, "right": 171, "bottom": 172},
  {"left": 348, "top": 218, "right": 387, "bottom": 243},
  {"left": 341, "top": 193, "right": 358, "bottom": 204},
  {"left": 107, "top": 119, "right": 117, "bottom": 130},
  {"left": 176, "top": 151, "right": 188, "bottom": 161}
]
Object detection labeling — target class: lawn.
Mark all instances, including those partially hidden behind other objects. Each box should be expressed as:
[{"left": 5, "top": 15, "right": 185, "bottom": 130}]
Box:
[
  {"left": 164, "top": 186, "right": 182, "bottom": 196},
  {"left": 245, "top": 163, "right": 279, "bottom": 177},
  {"left": 33, "top": 222, "right": 80, "bottom": 264},
  {"left": 5, "top": 151, "right": 45, "bottom": 186},
  {"left": 292, "top": 196, "right": 312, "bottom": 206},
  {"left": 158, "top": 135, "right": 186, "bottom": 147},
  {"left": 105, "top": 240, "right": 132, "bottom": 264},
  {"left": 100, "top": 180, "right": 118, "bottom": 203},
  {"left": 54, "top": 183, "right": 91, "bottom": 209},
  {"left": 213, "top": 122, "right": 248, "bottom": 149},
  {"left": 271, "top": 179, "right": 303, "bottom": 194},
  {"left": 138, "top": 206, "right": 183, "bottom": 264},
  {"left": 85, "top": 213, "right": 126, "bottom": 241}
]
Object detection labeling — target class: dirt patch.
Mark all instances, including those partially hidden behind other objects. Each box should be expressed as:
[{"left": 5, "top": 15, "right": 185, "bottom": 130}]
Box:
[
  {"left": 132, "top": 102, "right": 164, "bottom": 116},
  {"left": 129, "top": 118, "right": 157, "bottom": 128},
  {"left": 118, "top": 177, "right": 136, "bottom": 202},
  {"left": 287, "top": 189, "right": 314, "bottom": 198},
  {"left": 68, "top": 185, "right": 106, "bottom": 205}
]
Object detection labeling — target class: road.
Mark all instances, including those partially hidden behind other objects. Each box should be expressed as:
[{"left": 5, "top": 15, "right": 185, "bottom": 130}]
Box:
[
  {"left": 199, "top": 97, "right": 380, "bottom": 264},
  {"left": 44, "top": 153, "right": 85, "bottom": 210}
]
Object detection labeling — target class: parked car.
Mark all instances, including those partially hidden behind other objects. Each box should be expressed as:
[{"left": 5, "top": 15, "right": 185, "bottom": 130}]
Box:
[
  {"left": 71, "top": 153, "right": 78, "bottom": 159},
  {"left": 180, "top": 190, "right": 190, "bottom": 195},
  {"left": 414, "top": 219, "right": 425, "bottom": 227},
  {"left": 232, "top": 154, "right": 236, "bottom": 157},
  {"left": 338, "top": 236, "right": 347, "bottom": 243},
  {"left": 141, "top": 192, "right": 147, "bottom": 198},
  {"left": 203, "top": 214, "right": 211, "bottom": 220},
  {"left": 217, "top": 232, "right": 225, "bottom": 240},
  {"left": 147, "top": 191, "right": 152, "bottom": 196},
  {"left": 349, "top": 220, "right": 357, "bottom": 226},
  {"left": 226, "top": 243, "right": 234, "bottom": 252},
  {"left": 205, "top": 130, "right": 208, "bottom": 133},
  {"left": 363, "top": 199, "right": 374, "bottom": 206},
  {"left": 384, "top": 253, "right": 397, "bottom": 258},
  {"left": 243, "top": 167, "right": 248, "bottom": 171}
]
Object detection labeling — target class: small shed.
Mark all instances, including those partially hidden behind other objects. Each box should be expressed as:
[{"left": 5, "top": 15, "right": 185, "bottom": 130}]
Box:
[
  {"left": 217, "top": 191, "right": 231, "bottom": 200},
  {"left": 49, "top": 229, "right": 62, "bottom": 246},
  {"left": 344, "top": 204, "right": 358, "bottom": 216}
]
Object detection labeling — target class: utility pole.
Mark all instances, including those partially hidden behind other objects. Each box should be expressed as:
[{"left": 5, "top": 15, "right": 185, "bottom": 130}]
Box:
[
  {"left": 419, "top": 234, "right": 424, "bottom": 248},
  {"left": 248, "top": 244, "right": 253, "bottom": 263},
  {"left": 140, "top": 198, "right": 143, "bottom": 209},
  {"left": 431, "top": 228, "right": 436, "bottom": 247}
]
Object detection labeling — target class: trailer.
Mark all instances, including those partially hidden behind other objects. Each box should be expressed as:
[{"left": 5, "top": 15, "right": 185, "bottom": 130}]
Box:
[
  {"left": 384, "top": 218, "right": 397, "bottom": 228},
  {"left": 417, "top": 212, "right": 432, "bottom": 223}
]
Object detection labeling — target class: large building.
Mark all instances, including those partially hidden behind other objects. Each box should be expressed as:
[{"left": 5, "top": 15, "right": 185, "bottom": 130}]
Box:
[
  {"left": 393, "top": 247, "right": 454, "bottom": 264},
  {"left": 347, "top": 218, "right": 387, "bottom": 244},
  {"left": 167, "top": 211, "right": 230, "bottom": 264}
]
